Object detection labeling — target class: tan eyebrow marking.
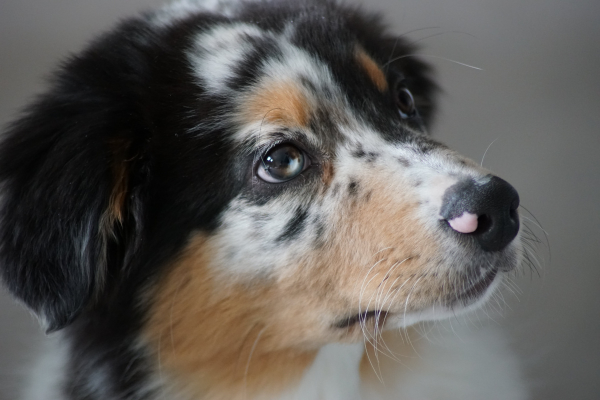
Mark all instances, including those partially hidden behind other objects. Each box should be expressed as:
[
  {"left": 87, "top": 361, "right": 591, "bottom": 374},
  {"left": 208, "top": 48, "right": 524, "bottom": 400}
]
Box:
[
  {"left": 240, "top": 80, "right": 312, "bottom": 127},
  {"left": 355, "top": 46, "right": 388, "bottom": 92}
]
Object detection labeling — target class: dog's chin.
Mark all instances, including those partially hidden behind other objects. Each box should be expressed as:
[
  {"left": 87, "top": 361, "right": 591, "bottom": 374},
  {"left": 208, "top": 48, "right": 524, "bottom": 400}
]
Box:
[
  {"left": 382, "top": 271, "right": 504, "bottom": 330},
  {"left": 333, "top": 270, "right": 504, "bottom": 340}
]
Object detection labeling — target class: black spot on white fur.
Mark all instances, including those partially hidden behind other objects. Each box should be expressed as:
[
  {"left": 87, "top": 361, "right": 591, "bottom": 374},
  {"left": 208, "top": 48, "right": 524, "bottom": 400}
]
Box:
[
  {"left": 397, "top": 156, "right": 411, "bottom": 167},
  {"left": 277, "top": 207, "right": 309, "bottom": 242},
  {"left": 348, "top": 180, "right": 359, "bottom": 196}
]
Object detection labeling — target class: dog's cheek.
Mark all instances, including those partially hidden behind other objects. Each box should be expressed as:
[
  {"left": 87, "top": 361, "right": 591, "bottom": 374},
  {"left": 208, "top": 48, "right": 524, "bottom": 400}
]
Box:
[{"left": 142, "top": 233, "right": 318, "bottom": 398}]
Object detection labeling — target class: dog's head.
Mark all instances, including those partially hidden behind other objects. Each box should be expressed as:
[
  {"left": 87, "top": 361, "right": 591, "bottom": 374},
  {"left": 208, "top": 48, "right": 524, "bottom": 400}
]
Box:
[{"left": 0, "top": 0, "right": 522, "bottom": 397}]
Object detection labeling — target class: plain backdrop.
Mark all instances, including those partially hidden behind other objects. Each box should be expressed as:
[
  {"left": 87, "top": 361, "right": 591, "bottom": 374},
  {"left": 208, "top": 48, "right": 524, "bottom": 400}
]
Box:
[{"left": 1, "top": 0, "right": 599, "bottom": 399}]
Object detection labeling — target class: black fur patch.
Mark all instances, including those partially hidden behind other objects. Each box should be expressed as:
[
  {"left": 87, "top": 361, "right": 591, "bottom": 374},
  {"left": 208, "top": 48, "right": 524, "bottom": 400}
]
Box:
[
  {"left": 352, "top": 146, "right": 366, "bottom": 158},
  {"left": 348, "top": 180, "right": 359, "bottom": 196},
  {"left": 228, "top": 36, "right": 282, "bottom": 90},
  {"left": 277, "top": 207, "right": 309, "bottom": 242},
  {"left": 397, "top": 156, "right": 411, "bottom": 167}
]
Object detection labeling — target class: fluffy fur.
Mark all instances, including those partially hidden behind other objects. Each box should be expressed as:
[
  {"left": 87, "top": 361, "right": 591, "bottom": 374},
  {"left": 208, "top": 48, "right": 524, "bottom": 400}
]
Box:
[{"left": 0, "top": 0, "right": 526, "bottom": 399}]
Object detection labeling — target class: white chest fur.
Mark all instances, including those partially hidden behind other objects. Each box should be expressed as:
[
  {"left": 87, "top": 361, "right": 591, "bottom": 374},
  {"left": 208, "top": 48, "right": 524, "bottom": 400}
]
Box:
[{"left": 278, "top": 321, "right": 527, "bottom": 400}]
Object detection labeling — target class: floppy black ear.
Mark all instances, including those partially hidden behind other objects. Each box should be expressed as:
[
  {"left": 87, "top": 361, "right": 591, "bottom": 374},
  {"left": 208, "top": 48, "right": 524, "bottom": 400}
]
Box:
[{"left": 0, "top": 40, "right": 148, "bottom": 333}]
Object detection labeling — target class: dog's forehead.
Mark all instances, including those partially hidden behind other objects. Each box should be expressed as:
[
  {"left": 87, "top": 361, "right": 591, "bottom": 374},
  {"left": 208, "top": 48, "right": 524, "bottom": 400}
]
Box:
[{"left": 186, "top": 22, "right": 409, "bottom": 150}]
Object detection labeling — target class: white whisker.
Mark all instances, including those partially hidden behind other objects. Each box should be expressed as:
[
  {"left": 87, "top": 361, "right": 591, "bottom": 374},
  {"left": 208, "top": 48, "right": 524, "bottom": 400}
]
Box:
[
  {"left": 520, "top": 215, "right": 550, "bottom": 237},
  {"left": 481, "top": 137, "right": 500, "bottom": 167},
  {"left": 243, "top": 327, "right": 266, "bottom": 400},
  {"left": 383, "top": 53, "right": 482, "bottom": 71}
]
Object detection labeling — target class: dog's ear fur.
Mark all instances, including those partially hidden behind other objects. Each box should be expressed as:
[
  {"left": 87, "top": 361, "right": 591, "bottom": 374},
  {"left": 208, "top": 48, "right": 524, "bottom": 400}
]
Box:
[{"left": 0, "top": 35, "right": 149, "bottom": 333}]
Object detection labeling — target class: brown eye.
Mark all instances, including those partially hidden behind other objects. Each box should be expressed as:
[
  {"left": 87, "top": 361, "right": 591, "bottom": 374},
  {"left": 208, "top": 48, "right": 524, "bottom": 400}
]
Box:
[
  {"left": 395, "top": 84, "right": 416, "bottom": 118},
  {"left": 257, "top": 144, "right": 305, "bottom": 183}
]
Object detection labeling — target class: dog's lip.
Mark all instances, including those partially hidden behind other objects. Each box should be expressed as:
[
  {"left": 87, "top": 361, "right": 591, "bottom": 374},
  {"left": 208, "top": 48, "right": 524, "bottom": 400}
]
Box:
[
  {"left": 454, "top": 267, "right": 498, "bottom": 303},
  {"left": 334, "top": 310, "right": 389, "bottom": 329},
  {"left": 335, "top": 269, "right": 499, "bottom": 329}
]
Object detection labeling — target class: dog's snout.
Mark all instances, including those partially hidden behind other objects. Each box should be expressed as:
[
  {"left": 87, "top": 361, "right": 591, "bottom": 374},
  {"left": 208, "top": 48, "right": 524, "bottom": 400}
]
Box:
[{"left": 441, "top": 176, "right": 520, "bottom": 252}]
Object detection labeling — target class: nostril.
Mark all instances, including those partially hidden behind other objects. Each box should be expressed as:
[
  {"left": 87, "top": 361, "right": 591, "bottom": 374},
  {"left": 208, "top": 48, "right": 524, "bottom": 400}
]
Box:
[
  {"left": 475, "top": 214, "right": 492, "bottom": 234},
  {"left": 509, "top": 198, "right": 520, "bottom": 221}
]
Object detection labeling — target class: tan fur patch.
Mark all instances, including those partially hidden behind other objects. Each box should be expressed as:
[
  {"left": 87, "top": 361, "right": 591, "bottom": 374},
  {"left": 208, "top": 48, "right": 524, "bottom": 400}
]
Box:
[
  {"left": 144, "top": 235, "right": 318, "bottom": 400},
  {"left": 239, "top": 80, "right": 312, "bottom": 127},
  {"left": 355, "top": 47, "right": 388, "bottom": 92},
  {"left": 321, "top": 161, "right": 335, "bottom": 186},
  {"left": 105, "top": 138, "right": 130, "bottom": 226}
]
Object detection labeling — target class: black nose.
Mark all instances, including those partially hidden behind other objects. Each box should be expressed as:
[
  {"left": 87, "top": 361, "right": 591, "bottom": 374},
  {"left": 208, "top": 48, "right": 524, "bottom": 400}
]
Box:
[{"left": 441, "top": 176, "right": 520, "bottom": 252}]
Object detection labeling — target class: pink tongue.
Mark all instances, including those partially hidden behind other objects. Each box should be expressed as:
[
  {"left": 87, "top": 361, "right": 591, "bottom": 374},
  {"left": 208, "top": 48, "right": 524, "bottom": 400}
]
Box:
[{"left": 448, "top": 212, "right": 478, "bottom": 233}]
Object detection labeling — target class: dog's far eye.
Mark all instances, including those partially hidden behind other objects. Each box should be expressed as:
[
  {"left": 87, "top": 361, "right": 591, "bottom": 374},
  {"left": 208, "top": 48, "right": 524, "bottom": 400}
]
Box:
[
  {"left": 394, "top": 83, "right": 416, "bottom": 119},
  {"left": 257, "top": 143, "right": 305, "bottom": 183}
]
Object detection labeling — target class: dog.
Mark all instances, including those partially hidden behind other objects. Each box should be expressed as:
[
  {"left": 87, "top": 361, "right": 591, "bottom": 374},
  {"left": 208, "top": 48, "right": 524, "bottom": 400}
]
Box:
[{"left": 0, "top": 0, "right": 527, "bottom": 399}]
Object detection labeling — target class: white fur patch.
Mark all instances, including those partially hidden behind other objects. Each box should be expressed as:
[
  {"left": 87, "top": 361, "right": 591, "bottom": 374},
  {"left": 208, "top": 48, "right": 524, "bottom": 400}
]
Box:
[
  {"left": 207, "top": 194, "right": 316, "bottom": 277},
  {"left": 188, "top": 23, "right": 269, "bottom": 95},
  {"left": 151, "top": 0, "right": 240, "bottom": 26}
]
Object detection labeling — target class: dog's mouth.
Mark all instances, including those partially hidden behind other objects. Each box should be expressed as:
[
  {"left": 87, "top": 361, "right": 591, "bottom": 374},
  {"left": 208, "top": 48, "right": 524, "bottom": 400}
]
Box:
[
  {"left": 334, "top": 310, "right": 389, "bottom": 329},
  {"left": 452, "top": 267, "right": 499, "bottom": 305}
]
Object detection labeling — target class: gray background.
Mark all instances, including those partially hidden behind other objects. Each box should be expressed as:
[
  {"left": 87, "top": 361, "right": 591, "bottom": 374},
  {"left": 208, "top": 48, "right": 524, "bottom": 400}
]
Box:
[{"left": 0, "top": 0, "right": 598, "bottom": 398}]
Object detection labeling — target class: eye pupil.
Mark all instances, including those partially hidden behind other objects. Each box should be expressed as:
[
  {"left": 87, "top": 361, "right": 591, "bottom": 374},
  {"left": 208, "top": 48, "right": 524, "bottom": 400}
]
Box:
[
  {"left": 395, "top": 85, "right": 416, "bottom": 118},
  {"left": 258, "top": 144, "right": 305, "bottom": 182}
]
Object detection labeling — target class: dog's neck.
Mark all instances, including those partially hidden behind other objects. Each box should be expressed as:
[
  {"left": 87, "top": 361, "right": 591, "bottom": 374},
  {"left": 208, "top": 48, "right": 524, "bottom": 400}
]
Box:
[
  {"left": 209, "top": 329, "right": 421, "bottom": 400},
  {"left": 170, "top": 342, "right": 368, "bottom": 400},
  {"left": 276, "top": 342, "right": 365, "bottom": 400},
  {"left": 169, "top": 330, "right": 419, "bottom": 400},
  {"left": 24, "top": 323, "right": 526, "bottom": 400}
]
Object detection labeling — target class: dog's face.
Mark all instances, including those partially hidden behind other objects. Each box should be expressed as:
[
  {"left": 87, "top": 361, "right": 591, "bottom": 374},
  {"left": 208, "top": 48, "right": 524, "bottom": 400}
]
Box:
[{"left": 0, "top": 0, "right": 522, "bottom": 398}]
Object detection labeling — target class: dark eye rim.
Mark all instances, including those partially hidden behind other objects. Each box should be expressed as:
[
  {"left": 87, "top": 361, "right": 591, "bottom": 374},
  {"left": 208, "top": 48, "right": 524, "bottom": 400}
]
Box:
[{"left": 255, "top": 141, "right": 311, "bottom": 183}]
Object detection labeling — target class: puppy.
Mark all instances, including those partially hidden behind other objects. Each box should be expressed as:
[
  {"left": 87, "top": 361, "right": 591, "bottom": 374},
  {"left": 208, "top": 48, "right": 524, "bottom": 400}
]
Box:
[{"left": 0, "top": 0, "right": 526, "bottom": 399}]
